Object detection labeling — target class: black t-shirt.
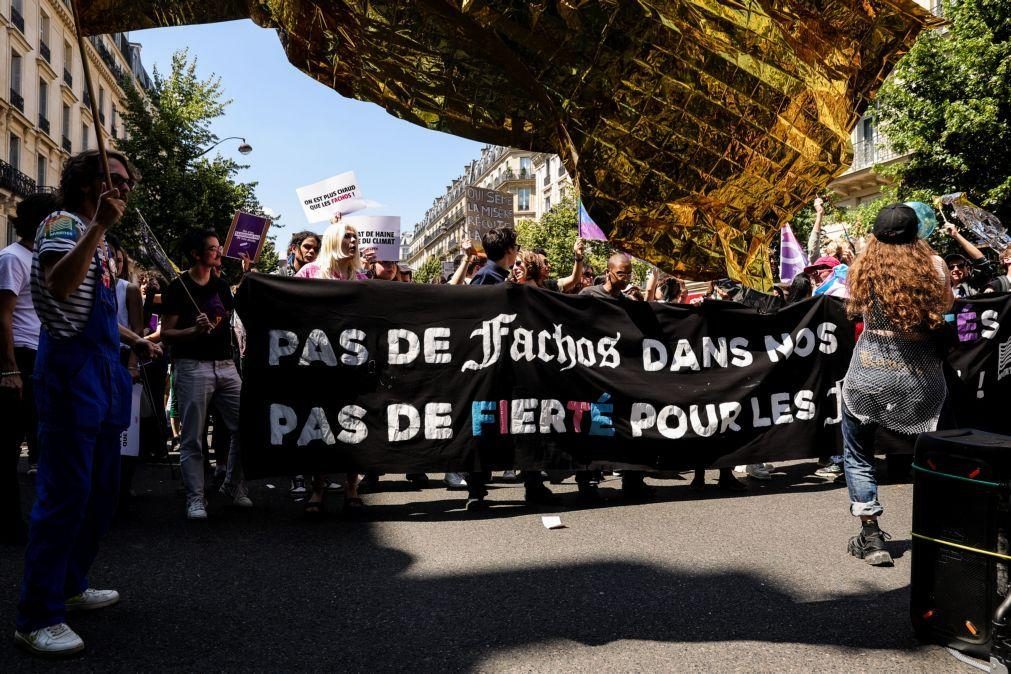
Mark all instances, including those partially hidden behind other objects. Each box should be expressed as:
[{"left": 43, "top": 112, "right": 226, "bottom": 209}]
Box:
[
  {"left": 545, "top": 278, "right": 560, "bottom": 293},
  {"left": 162, "top": 273, "right": 234, "bottom": 361},
  {"left": 578, "top": 284, "right": 622, "bottom": 300}
]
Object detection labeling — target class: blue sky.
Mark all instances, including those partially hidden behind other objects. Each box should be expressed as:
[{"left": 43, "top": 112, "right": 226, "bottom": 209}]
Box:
[{"left": 132, "top": 20, "right": 484, "bottom": 236}]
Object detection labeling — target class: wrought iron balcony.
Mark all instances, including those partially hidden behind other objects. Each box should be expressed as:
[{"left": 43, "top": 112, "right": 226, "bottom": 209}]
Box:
[
  {"left": 83, "top": 90, "right": 91, "bottom": 108},
  {"left": 848, "top": 136, "right": 903, "bottom": 172},
  {"left": 0, "top": 158, "right": 38, "bottom": 198},
  {"left": 98, "top": 110, "right": 105, "bottom": 125},
  {"left": 9, "top": 89, "right": 24, "bottom": 113},
  {"left": 40, "top": 41, "right": 51, "bottom": 63},
  {"left": 38, "top": 115, "right": 50, "bottom": 135},
  {"left": 62, "top": 136, "right": 71, "bottom": 153},
  {"left": 11, "top": 7, "right": 24, "bottom": 33},
  {"left": 63, "top": 68, "right": 73, "bottom": 87}
]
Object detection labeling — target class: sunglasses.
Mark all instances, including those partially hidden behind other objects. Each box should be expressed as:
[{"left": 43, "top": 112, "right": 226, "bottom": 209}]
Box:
[
  {"left": 948, "top": 263, "right": 966, "bottom": 271},
  {"left": 109, "top": 173, "right": 135, "bottom": 190}
]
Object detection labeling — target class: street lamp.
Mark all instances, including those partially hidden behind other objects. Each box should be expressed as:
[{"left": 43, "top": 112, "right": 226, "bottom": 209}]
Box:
[{"left": 195, "top": 136, "right": 253, "bottom": 158}]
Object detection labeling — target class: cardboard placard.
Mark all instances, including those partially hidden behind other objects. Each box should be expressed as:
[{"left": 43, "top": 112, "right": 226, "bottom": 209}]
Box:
[{"left": 223, "top": 211, "right": 272, "bottom": 262}]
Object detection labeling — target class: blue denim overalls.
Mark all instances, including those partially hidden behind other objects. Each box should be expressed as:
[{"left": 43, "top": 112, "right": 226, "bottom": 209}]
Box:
[{"left": 17, "top": 251, "right": 131, "bottom": 632}]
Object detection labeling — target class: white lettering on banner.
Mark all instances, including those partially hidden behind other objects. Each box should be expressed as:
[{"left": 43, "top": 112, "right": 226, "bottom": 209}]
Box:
[
  {"left": 462, "top": 313, "right": 621, "bottom": 373},
  {"left": 339, "top": 330, "right": 369, "bottom": 366},
  {"left": 628, "top": 390, "right": 822, "bottom": 440},
  {"left": 269, "top": 330, "right": 299, "bottom": 366},
  {"left": 388, "top": 329, "right": 422, "bottom": 365},
  {"left": 388, "top": 403, "right": 455, "bottom": 441},
  {"left": 269, "top": 404, "right": 369, "bottom": 446},
  {"left": 982, "top": 310, "right": 1000, "bottom": 340},
  {"left": 301, "top": 329, "right": 339, "bottom": 366}
]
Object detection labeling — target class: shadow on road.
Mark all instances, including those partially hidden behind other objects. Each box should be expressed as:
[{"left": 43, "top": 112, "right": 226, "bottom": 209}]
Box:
[{"left": 1, "top": 461, "right": 924, "bottom": 671}]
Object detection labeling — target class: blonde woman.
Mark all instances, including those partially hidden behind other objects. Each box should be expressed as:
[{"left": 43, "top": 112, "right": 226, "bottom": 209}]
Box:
[
  {"left": 841, "top": 204, "right": 953, "bottom": 566},
  {"left": 293, "top": 216, "right": 367, "bottom": 515},
  {"left": 294, "top": 217, "right": 366, "bottom": 282}
]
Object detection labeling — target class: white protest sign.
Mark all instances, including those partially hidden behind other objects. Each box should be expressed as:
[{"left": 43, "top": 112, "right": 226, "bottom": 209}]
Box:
[
  {"left": 119, "top": 383, "right": 142, "bottom": 457},
  {"left": 344, "top": 215, "right": 401, "bottom": 261},
  {"left": 441, "top": 260, "right": 457, "bottom": 279},
  {"left": 296, "top": 171, "right": 367, "bottom": 223}
]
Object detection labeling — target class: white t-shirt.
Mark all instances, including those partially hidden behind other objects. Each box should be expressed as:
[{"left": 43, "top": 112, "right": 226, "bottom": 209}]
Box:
[
  {"left": 0, "top": 241, "right": 41, "bottom": 349},
  {"left": 31, "top": 210, "right": 114, "bottom": 339}
]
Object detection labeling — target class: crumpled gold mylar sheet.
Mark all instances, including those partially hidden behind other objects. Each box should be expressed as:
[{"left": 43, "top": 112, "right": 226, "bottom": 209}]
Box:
[{"left": 77, "top": 0, "right": 940, "bottom": 289}]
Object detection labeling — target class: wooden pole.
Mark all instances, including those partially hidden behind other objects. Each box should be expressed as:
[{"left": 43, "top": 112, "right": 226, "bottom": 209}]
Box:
[{"left": 69, "top": 0, "right": 112, "bottom": 188}]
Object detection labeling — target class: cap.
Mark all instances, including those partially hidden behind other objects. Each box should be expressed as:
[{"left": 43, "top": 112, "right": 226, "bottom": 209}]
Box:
[
  {"left": 872, "top": 204, "right": 919, "bottom": 244},
  {"left": 397, "top": 263, "right": 413, "bottom": 273},
  {"left": 944, "top": 253, "right": 968, "bottom": 265},
  {"left": 803, "top": 255, "right": 841, "bottom": 275}
]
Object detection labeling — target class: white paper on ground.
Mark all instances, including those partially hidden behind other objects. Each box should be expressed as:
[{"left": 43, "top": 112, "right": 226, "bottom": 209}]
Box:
[{"left": 542, "top": 516, "right": 565, "bottom": 530}]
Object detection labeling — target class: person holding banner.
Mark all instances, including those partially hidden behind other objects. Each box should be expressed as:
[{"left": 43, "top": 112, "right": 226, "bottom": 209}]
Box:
[
  {"left": 278, "top": 230, "right": 321, "bottom": 277},
  {"left": 294, "top": 217, "right": 368, "bottom": 514},
  {"left": 15, "top": 150, "right": 161, "bottom": 657},
  {"left": 161, "top": 229, "right": 253, "bottom": 521},
  {"left": 841, "top": 204, "right": 953, "bottom": 567}
]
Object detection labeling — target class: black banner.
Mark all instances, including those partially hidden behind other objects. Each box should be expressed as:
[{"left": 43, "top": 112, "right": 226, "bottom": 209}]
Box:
[
  {"left": 236, "top": 274, "right": 865, "bottom": 478},
  {"left": 945, "top": 291, "right": 1011, "bottom": 433}
]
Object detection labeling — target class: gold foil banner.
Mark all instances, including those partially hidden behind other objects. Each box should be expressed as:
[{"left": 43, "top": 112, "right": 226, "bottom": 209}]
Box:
[{"left": 77, "top": 1, "right": 940, "bottom": 288}]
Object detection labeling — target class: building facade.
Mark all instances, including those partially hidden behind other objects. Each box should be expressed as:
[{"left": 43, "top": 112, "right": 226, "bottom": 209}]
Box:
[
  {"left": 827, "top": 0, "right": 940, "bottom": 208},
  {"left": 0, "top": 0, "right": 151, "bottom": 247},
  {"left": 406, "top": 144, "right": 535, "bottom": 269}
]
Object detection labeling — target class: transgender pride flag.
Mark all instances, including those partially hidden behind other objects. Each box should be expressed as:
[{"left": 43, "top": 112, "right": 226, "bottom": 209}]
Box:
[
  {"left": 578, "top": 200, "right": 608, "bottom": 241},
  {"left": 779, "top": 224, "right": 809, "bottom": 282}
]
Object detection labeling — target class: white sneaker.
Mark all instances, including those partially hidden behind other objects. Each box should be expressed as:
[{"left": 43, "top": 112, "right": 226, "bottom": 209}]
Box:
[
  {"left": 324, "top": 480, "right": 344, "bottom": 492},
  {"left": 744, "top": 463, "right": 773, "bottom": 480},
  {"left": 66, "top": 588, "right": 120, "bottom": 612},
  {"left": 444, "top": 472, "right": 468, "bottom": 489},
  {"left": 14, "top": 623, "right": 84, "bottom": 657},
  {"left": 220, "top": 481, "right": 253, "bottom": 507},
  {"left": 186, "top": 498, "right": 208, "bottom": 520}
]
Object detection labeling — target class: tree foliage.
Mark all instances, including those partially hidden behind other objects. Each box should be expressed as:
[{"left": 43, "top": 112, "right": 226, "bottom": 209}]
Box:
[
  {"left": 117, "top": 50, "right": 278, "bottom": 281},
  {"left": 414, "top": 256, "right": 443, "bottom": 284},
  {"left": 875, "top": 0, "right": 1011, "bottom": 224},
  {"left": 516, "top": 190, "right": 650, "bottom": 285}
]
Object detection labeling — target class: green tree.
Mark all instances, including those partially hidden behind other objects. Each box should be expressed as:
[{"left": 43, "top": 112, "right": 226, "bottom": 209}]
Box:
[
  {"left": 414, "top": 256, "right": 443, "bottom": 284},
  {"left": 875, "top": 0, "right": 1011, "bottom": 224},
  {"left": 117, "top": 50, "right": 279, "bottom": 281},
  {"left": 516, "top": 189, "right": 650, "bottom": 285}
]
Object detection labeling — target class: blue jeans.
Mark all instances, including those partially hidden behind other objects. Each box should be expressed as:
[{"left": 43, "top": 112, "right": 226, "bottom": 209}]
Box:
[{"left": 841, "top": 403, "right": 883, "bottom": 517}]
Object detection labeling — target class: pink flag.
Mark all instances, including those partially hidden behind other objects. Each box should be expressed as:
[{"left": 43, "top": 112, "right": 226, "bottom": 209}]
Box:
[
  {"left": 578, "top": 200, "right": 608, "bottom": 241},
  {"left": 779, "top": 224, "right": 809, "bottom": 282}
]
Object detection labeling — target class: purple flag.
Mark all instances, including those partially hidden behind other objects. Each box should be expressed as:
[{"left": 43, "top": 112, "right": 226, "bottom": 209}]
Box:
[
  {"left": 578, "top": 200, "right": 608, "bottom": 241},
  {"left": 779, "top": 223, "right": 809, "bottom": 282}
]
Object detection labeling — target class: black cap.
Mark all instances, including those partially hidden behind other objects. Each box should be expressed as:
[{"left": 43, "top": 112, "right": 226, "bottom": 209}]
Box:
[
  {"left": 872, "top": 204, "right": 919, "bottom": 244},
  {"left": 944, "top": 253, "right": 968, "bottom": 265}
]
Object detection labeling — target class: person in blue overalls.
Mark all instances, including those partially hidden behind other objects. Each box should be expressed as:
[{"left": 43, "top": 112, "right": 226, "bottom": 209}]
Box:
[{"left": 14, "top": 150, "right": 161, "bottom": 657}]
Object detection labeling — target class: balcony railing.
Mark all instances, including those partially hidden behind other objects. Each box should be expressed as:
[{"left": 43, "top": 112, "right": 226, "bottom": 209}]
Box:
[
  {"left": 63, "top": 68, "right": 73, "bottom": 87},
  {"left": 11, "top": 7, "right": 24, "bottom": 33},
  {"left": 62, "top": 136, "right": 71, "bottom": 153},
  {"left": 849, "top": 136, "right": 903, "bottom": 172},
  {"left": 0, "top": 158, "right": 38, "bottom": 198},
  {"left": 83, "top": 90, "right": 91, "bottom": 108},
  {"left": 38, "top": 115, "right": 50, "bottom": 134},
  {"left": 111, "top": 125, "right": 118, "bottom": 138},
  {"left": 40, "top": 42, "right": 51, "bottom": 63},
  {"left": 9, "top": 89, "right": 24, "bottom": 113},
  {"left": 98, "top": 110, "right": 105, "bottom": 125}
]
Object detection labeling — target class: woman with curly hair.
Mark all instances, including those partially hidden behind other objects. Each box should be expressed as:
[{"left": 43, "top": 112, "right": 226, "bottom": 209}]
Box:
[
  {"left": 841, "top": 204, "right": 953, "bottom": 566},
  {"left": 510, "top": 249, "right": 548, "bottom": 288}
]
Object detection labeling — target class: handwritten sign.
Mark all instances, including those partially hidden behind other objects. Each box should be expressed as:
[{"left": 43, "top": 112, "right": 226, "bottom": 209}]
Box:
[
  {"left": 296, "top": 171, "right": 367, "bottom": 223},
  {"left": 465, "top": 186, "right": 514, "bottom": 238}
]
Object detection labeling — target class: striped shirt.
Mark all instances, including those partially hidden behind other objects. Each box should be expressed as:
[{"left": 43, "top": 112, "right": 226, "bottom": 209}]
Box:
[{"left": 30, "top": 210, "right": 114, "bottom": 338}]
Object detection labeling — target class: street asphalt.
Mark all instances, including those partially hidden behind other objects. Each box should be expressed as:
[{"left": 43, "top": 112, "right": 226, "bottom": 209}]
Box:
[{"left": 1, "top": 459, "right": 977, "bottom": 672}]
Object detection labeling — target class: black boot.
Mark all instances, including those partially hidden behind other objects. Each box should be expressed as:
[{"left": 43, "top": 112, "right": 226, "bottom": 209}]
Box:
[{"left": 848, "top": 521, "right": 893, "bottom": 566}]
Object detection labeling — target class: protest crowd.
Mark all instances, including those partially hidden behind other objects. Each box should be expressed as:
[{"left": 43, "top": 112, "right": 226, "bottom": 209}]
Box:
[{"left": 1, "top": 150, "right": 1005, "bottom": 657}]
